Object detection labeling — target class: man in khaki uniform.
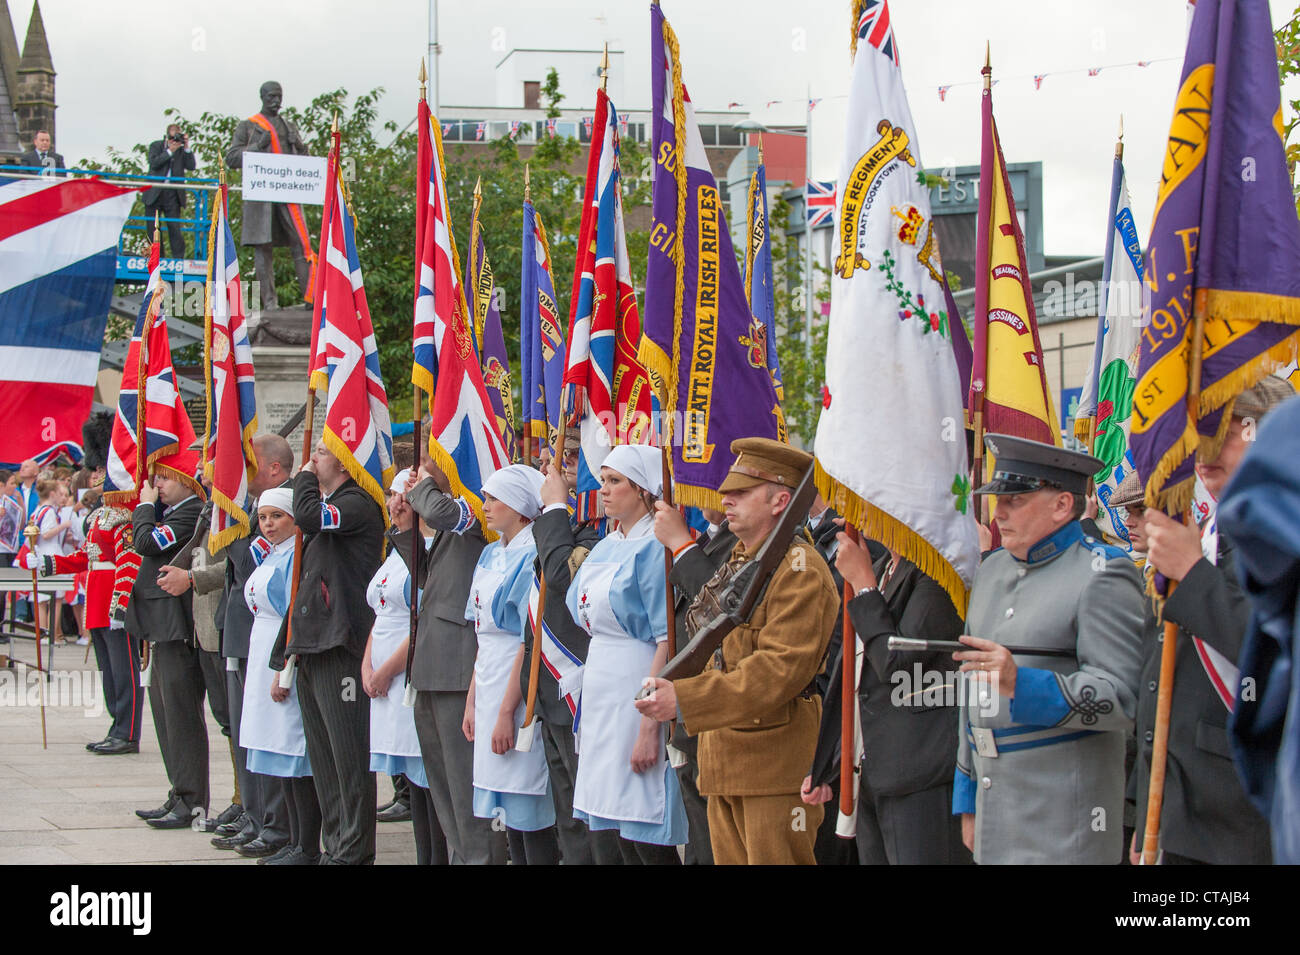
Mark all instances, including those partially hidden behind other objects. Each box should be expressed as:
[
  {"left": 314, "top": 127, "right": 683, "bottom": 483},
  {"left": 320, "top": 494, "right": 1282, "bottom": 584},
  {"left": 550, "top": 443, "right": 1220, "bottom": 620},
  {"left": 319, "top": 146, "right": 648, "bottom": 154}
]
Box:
[{"left": 637, "top": 438, "right": 838, "bottom": 864}]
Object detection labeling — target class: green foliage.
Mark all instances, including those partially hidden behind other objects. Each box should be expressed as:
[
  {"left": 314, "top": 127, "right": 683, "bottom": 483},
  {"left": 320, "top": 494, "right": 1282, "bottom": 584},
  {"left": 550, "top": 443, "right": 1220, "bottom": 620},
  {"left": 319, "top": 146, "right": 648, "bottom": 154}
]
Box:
[
  {"left": 767, "top": 193, "right": 829, "bottom": 444},
  {"left": 1276, "top": 6, "right": 1300, "bottom": 212}
]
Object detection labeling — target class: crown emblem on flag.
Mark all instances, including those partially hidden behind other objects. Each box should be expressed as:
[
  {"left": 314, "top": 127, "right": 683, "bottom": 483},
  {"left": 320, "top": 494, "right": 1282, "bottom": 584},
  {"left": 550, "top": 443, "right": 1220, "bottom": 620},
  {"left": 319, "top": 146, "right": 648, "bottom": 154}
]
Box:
[{"left": 891, "top": 205, "right": 924, "bottom": 245}]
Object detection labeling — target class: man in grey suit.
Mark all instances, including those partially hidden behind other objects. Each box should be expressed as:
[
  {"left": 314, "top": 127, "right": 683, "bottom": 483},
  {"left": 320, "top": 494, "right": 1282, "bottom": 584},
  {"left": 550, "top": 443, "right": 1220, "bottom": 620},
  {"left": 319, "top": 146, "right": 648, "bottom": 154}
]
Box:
[
  {"left": 19, "top": 130, "right": 64, "bottom": 174},
  {"left": 392, "top": 455, "right": 505, "bottom": 864},
  {"left": 953, "top": 434, "right": 1143, "bottom": 864}
]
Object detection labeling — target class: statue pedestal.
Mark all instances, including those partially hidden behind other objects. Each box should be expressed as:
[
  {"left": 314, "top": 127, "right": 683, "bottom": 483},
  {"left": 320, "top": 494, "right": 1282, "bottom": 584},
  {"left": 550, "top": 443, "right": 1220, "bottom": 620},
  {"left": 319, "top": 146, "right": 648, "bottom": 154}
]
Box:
[{"left": 249, "top": 308, "right": 314, "bottom": 455}]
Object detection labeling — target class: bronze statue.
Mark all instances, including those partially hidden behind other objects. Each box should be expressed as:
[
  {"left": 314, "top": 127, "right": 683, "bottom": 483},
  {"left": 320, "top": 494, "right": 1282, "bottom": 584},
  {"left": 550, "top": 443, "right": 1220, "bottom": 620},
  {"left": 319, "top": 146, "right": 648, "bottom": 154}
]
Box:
[{"left": 225, "top": 81, "right": 315, "bottom": 309}]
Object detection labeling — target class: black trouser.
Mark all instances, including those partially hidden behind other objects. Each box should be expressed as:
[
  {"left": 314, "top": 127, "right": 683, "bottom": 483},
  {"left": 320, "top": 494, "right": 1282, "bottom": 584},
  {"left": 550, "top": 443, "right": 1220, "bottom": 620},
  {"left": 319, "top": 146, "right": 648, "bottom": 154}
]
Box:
[
  {"left": 198, "top": 649, "right": 229, "bottom": 735},
  {"left": 814, "top": 778, "right": 857, "bottom": 866},
  {"left": 672, "top": 733, "right": 713, "bottom": 865},
  {"left": 854, "top": 778, "right": 968, "bottom": 865},
  {"left": 389, "top": 773, "right": 411, "bottom": 808},
  {"left": 147, "top": 640, "right": 209, "bottom": 814},
  {"left": 228, "top": 659, "right": 289, "bottom": 843},
  {"left": 507, "top": 825, "right": 561, "bottom": 865},
  {"left": 617, "top": 836, "right": 681, "bottom": 865},
  {"left": 296, "top": 646, "right": 375, "bottom": 864},
  {"left": 283, "top": 776, "right": 322, "bottom": 859},
  {"left": 408, "top": 782, "right": 449, "bottom": 865},
  {"left": 91, "top": 627, "right": 143, "bottom": 742},
  {"left": 145, "top": 192, "right": 185, "bottom": 258}
]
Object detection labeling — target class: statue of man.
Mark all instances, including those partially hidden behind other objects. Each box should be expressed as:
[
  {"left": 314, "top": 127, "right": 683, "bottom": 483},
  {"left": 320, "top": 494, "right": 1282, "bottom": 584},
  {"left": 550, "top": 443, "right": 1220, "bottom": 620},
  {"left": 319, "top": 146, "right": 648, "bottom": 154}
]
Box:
[{"left": 225, "top": 81, "right": 315, "bottom": 309}]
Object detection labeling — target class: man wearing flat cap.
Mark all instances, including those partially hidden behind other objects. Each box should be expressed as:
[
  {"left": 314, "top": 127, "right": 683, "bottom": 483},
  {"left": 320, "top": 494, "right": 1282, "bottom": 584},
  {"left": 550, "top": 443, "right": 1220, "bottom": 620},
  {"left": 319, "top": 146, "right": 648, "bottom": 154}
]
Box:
[
  {"left": 637, "top": 438, "right": 838, "bottom": 865},
  {"left": 952, "top": 433, "right": 1143, "bottom": 864},
  {"left": 1130, "top": 376, "right": 1292, "bottom": 865}
]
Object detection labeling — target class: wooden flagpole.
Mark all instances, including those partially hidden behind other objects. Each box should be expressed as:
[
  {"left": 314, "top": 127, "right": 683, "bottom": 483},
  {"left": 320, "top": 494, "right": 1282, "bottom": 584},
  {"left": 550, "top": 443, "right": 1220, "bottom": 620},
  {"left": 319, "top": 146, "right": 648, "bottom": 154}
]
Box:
[
  {"left": 23, "top": 522, "right": 47, "bottom": 748},
  {"left": 837, "top": 526, "right": 859, "bottom": 829},
  {"left": 407, "top": 62, "right": 427, "bottom": 708}
]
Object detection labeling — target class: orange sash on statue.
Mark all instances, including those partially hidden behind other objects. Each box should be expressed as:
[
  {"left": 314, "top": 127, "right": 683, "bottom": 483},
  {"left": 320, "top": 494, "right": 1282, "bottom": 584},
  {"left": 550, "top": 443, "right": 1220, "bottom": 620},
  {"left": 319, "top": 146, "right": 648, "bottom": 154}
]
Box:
[{"left": 248, "top": 112, "right": 317, "bottom": 303}]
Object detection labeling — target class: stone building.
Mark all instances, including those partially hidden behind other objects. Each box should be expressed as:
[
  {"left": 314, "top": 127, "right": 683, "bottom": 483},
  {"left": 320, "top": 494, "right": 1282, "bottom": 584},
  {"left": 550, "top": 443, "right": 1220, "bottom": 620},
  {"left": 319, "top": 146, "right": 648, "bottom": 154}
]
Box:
[{"left": 0, "top": 0, "right": 55, "bottom": 164}]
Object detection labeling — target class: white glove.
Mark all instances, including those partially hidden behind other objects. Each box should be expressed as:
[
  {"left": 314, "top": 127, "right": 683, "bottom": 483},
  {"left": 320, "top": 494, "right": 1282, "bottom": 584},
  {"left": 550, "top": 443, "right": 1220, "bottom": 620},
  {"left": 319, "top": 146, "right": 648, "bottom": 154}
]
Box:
[{"left": 22, "top": 553, "right": 39, "bottom": 571}]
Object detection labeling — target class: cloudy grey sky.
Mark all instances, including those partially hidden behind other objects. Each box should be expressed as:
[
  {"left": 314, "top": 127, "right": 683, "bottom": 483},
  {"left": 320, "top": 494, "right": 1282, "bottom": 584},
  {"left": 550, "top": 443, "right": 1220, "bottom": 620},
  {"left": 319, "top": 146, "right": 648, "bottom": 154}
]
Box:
[{"left": 25, "top": 0, "right": 1300, "bottom": 256}]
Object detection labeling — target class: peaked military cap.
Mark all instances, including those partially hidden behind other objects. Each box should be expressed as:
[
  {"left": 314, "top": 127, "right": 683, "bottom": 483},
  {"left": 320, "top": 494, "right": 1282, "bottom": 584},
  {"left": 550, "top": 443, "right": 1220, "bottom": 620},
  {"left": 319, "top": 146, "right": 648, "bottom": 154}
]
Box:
[
  {"left": 974, "top": 433, "right": 1103, "bottom": 496},
  {"left": 718, "top": 437, "right": 813, "bottom": 493}
]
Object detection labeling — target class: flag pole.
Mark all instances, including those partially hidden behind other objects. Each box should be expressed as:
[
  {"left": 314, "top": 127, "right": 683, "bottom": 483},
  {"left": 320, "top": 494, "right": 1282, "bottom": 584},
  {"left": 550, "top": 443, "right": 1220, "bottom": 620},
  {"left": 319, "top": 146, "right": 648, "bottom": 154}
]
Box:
[
  {"left": 803, "top": 84, "right": 814, "bottom": 364},
  {"left": 1084, "top": 115, "right": 1125, "bottom": 455},
  {"left": 518, "top": 381, "right": 556, "bottom": 751},
  {"left": 408, "top": 61, "right": 427, "bottom": 707},
  {"left": 283, "top": 113, "right": 338, "bottom": 690},
  {"left": 837, "top": 526, "right": 860, "bottom": 833},
  {"left": 138, "top": 217, "right": 162, "bottom": 679},
  {"left": 22, "top": 522, "right": 47, "bottom": 748},
  {"left": 970, "top": 44, "right": 993, "bottom": 527}
]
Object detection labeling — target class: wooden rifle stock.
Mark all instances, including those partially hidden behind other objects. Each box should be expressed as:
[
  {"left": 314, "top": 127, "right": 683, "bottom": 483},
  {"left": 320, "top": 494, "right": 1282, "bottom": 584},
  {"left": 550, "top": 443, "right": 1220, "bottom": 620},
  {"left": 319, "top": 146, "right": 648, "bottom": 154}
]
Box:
[{"left": 647, "top": 465, "right": 817, "bottom": 686}]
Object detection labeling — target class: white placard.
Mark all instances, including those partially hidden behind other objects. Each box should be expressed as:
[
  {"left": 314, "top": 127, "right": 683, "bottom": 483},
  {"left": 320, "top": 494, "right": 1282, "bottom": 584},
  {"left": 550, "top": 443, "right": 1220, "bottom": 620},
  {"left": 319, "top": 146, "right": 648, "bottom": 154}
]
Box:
[{"left": 241, "top": 151, "right": 327, "bottom": 205}]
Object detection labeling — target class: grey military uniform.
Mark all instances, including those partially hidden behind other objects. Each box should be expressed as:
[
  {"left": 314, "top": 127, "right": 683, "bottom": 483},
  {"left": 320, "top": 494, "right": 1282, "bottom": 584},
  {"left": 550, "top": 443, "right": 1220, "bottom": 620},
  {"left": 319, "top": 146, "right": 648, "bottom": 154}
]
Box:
[{"left": 955, "top": 521, "right": 1144, "bottom": 864}]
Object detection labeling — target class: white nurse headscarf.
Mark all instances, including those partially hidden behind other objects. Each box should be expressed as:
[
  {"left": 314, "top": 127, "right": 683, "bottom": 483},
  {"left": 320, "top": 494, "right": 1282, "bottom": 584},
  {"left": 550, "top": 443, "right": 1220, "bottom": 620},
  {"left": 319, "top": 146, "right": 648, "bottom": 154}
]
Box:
[
  {"left": 602, "top": 445, "right": 663, "bottom": 498},
  {"left": 482, "top": 464, "right": 545, "bottom": 520}
]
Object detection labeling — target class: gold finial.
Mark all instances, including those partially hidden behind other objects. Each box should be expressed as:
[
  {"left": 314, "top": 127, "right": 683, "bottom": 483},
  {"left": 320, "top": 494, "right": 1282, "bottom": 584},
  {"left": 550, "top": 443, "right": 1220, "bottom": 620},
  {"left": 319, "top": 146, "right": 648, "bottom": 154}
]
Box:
[
  {"left": 524, "top": 163, "right": 531, "bottom": 202},
  {"left": 218, "top": 163, "right": 226, "bottom": 186},
  {"left": 473, "top": 175, "right": 482, "bottom": 199},
  {"left": 153, "top": 211, "right": 161, "bottom": 244},
  {"left": 600, "top": 43, "right": 610, "bottom": 92},
  {"left": 757, "top": 132, "right": 764, "bottom": 165},
  {"left": 419, "top": 58, "right": 427, "bottom": 99},
  {"left": 1115, "top": 114, "right": 1125, "bottom": 158},
  {"left": 982, "top": 41, "right": 992, "bottom": 92},
  {"left": 331, "top": 111, "right": 340, "bottom": 134},
  {"left": 1118, "top": 114, "right": 1124, "bottom": 141}
]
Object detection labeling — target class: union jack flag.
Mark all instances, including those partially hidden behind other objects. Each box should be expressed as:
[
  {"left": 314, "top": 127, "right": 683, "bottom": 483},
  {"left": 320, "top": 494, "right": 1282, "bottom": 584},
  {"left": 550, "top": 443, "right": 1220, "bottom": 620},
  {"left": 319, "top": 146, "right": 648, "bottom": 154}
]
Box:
[
  {"left": 476, "top": 122, "right": 486, "bottom": 141},
  {"left": 806, "top": 178, "right": 836, "bottom": 227},
  {"left": 1033, "top": 74, "right": 1046, "bottom": 89},
  {"left": 582, "top": 115, "right": 593, "bottom": 136},
  {"left": 103, "top": 237, "right": 203, "bottom": 505},
  {"left": 309, "top": 132, "right": 395, "bottom": 518},
  {"left": 857, "top": 0, "right": 900, "bottom": 66},
  {"left": 618, "top": 115, "right": 628, "bottom": 137},
  {"left": 808, "top": 97, "right": 822, "bottom": 110},
  {"left": 203, "top": 184, "right": 257, "bottom": 553},
  {"left": 509, "top": 120, "right": 521, "bottom": 139},
  {"left": 938, "top": 84, "right": 952, "bottom": 101},
  {"left": 443, "top": 122, "right": 453, "bottom": 136},
  {"left": 1088, "top": 67, "right": 1102, "bottom": 76},
  {"left": 562, "top": 87, "right": 654, "bottom": 515},
  {"left": 414, "top": 99, "right": 509, "bottom": 534},
  {"left": 546, "top": 118, "right": 557, "bottom": 137}
]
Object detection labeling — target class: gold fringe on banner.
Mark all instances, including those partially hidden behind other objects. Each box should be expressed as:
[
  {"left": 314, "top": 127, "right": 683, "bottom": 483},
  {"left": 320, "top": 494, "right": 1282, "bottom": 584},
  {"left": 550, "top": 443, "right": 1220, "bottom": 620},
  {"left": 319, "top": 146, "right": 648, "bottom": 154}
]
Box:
[{"left": 814, "top": 460, "right": 970, "bottom": 618}]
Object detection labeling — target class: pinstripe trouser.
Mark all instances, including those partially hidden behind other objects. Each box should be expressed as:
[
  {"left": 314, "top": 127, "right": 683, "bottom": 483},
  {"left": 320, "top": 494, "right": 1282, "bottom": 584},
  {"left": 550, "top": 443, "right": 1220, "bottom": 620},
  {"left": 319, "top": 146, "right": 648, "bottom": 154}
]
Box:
[{"left": 296, "top": 646, "right": 375, "bottom": 864}]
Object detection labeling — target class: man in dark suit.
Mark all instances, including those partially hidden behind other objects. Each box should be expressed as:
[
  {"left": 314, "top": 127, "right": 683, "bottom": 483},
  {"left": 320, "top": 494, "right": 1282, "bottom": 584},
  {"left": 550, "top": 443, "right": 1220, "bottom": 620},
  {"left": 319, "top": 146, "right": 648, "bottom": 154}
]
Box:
[
  {"left": 524, "top": 439, "right": 620, "bottom": 864},
  {"left": 804, "top": 534, "right": 970, "bottom": 864},
  {"left": 652, "top": 503, "right": 737, "bottom": 865},
  {"left": 128, "top": 470, "right": 207, "bottom": 829},
  {"left": 19, "top": 130, "right": 64, "bottom": 174},
  {"left": 392, "top": 454, "right": 503, "bottom": 864},
  {"left": 272, "top": 440, "right": 384, "bottom": 865},
  {"left": 1132, "top": 378, "right": 1290, "bottom": 865},
  {"left": 142, "top": 125, "right": 197, "bottom": 258}
]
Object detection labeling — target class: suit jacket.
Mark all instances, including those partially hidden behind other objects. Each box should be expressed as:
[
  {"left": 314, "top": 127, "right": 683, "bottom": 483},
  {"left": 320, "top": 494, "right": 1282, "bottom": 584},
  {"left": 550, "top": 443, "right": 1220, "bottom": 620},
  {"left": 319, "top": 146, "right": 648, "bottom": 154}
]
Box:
[
  {"left": 143, "top": 140, "right": 197, "bottom": 206},
  {"left": 188, "top": 502, "right": 227, "bottom": 653},
  {"left": 807, "top": 507, "right": 885, "bottom": 697},
  {"left": 125, "top": 496, "right": 203, "bottom": 643},
  {"left": 392, "top": 479, "right": 486, "bottom": 692},
  {"left": 1132, "top": 535, "right": 1272, "bottom": 863},
  {"left": 224, "top": 112, "right": 308, "bottom": 246},
  {"left": 676, "top": 535, "right": 839, "bottom": 796},
  {"left": 810, "top": 554, "right": 964, "bottom": 797},
  {"left": 272, "top": 472, "right": 383, "bottom": 662},
  {"left": 519, "top": 506, "right": 600, "bottom": 717},
  {"left": 19, "top": 148, "right": 64, "bottom": 172}
]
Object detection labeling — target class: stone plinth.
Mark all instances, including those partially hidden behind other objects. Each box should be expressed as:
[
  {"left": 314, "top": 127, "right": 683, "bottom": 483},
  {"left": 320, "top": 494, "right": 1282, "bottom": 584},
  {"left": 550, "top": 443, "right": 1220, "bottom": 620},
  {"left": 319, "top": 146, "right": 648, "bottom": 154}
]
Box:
[{"left": 248, "top": 308, "right": 314, "bottom": 456}]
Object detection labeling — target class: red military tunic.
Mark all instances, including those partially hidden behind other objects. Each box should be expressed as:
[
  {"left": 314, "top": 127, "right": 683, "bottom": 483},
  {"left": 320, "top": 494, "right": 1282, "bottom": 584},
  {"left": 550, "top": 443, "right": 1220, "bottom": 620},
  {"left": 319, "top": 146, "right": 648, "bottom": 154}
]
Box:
[{"left": 48, "top": 506, "right": 141, "bottom": 629}]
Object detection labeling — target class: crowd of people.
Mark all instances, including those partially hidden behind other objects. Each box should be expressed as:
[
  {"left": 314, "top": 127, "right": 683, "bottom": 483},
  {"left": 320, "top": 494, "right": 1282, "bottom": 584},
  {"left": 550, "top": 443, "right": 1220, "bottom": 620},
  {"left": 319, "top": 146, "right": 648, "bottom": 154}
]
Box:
[{"left": 6, "top": 375, "right": 1294, "bottom": 865}]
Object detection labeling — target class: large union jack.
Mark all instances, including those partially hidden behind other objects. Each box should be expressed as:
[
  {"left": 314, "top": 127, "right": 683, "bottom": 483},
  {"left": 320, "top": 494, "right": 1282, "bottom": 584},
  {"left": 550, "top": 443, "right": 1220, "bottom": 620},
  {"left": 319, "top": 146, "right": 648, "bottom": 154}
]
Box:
[
  {"left": 103, "top": 237, "right": 202, "bottom": 505},
  {"left": 858, "top": 0, "right": 900, "bottom": 66},
  {"left": 414, "top": 98, "right": 509, "bottom": 533},
  {"left": 309, "top": 133, "right": 395, "bottom": 517},
  {"left": 562, "top": 87, "right": 654, "bottom": 513},
  {"left": 806, "top": 178, "right": 836, "bottom": 228},
  {"left": 203, "top": 184, "right": 258, "bottom": 552}
]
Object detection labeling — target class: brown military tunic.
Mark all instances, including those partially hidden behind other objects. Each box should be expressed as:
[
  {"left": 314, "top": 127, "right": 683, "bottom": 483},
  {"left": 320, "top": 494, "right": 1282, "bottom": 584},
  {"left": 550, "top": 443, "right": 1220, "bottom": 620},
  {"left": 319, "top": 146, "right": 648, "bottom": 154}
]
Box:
[{"left": 674, "top": 535, "right": 838, "bottom": 863}]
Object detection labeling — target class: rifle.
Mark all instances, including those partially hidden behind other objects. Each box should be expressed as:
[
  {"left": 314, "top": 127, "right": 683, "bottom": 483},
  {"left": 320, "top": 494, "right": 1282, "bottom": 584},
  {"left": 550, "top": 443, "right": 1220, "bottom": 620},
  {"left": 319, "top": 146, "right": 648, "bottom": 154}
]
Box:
[
  {"left": 887, "top": 636, "right": 1076, "bottom": 658},
  {"left": 636, "top": 462, "right": 817, "bottom": 693}
]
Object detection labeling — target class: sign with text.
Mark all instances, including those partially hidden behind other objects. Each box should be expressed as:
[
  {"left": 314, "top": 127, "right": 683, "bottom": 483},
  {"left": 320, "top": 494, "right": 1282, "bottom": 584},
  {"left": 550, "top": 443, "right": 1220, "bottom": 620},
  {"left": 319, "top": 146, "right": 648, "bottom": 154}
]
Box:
[{"left": 241, "top": 151, "right": 326, "bottom": 205}]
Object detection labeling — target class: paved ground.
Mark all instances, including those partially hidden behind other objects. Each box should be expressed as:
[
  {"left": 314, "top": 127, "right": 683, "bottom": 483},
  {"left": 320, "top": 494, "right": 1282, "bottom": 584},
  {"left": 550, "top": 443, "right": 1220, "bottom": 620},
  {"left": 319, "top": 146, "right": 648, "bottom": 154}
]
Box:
[{"left": 0, "top": 635, "right": 415, "bottom": 865}]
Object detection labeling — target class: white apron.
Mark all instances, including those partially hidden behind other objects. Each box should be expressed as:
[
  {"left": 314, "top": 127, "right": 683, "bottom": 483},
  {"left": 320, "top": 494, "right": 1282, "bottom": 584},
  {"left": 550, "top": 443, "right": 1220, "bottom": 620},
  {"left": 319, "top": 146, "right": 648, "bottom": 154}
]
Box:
[
  {"left": 241, "top": 543, "right": 306, "bottom": 758},
  {"left": 469, "top": 536, "right": 549, "bottom": 796},
  {"left": 571, "top": 558, "right": 668, "bottom": 826},
  {"left": 367, "top": 550, "right": 422, "bottom": 759}
]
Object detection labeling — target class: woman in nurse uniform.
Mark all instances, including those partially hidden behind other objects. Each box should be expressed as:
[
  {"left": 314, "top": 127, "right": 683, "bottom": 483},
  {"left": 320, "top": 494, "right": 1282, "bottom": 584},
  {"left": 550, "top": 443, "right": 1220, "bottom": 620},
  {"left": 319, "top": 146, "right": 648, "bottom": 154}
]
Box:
[
  {"left": 463, "top": 464, "right": 560, "bottom": 864},
  {"left": 242, "top": 488, "right": 320, "bottom": 865},
  {"left": 363, "top": 469, "right": 448, "bottom": 865},
  {"left": 566, "top": 444, "right": 686, "bottom": 864}
]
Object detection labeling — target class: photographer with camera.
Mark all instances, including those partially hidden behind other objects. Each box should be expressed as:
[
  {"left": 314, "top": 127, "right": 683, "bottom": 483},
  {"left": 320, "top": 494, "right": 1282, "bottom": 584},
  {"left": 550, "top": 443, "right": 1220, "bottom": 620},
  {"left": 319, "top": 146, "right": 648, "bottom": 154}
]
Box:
[{"left": 143, "top": 123, "right": 197, "bottom": 258}]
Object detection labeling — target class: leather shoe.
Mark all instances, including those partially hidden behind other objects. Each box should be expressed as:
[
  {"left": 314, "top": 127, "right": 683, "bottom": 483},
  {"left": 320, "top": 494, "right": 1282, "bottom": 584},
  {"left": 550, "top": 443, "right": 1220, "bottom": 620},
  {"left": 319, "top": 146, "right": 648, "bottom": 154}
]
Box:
[
  {"left": 135, "top": 798, "right": 176, "bottom": 821},
  {"left": 264, "top": 846, "right": 320, "bottom": 866},
  {"left": 92, "top": 738, "right": 139, "bottom": 755},
  {"left": 86, "top": 738, "right": 110, "bottom": 752},
  {"left": 214, "top": 811, "right": 248, "bottom": 837},
  {"left": 236, "top": 837, "right": 286, "bottom": 859},
  {"left": 214, "top": 802, "right": 243, "bottom": 827},
  {"left": 146, "top": 808, "right": 195, "bottom": 830},
  {"left": 211, "top": 830, "right": 256, "bottom": 850},
  {"left": 258, "top": 844, "right": 296, "bottom": 865},
  {"left": 376, "top": 801, "right": 411, "bottom": 823}
]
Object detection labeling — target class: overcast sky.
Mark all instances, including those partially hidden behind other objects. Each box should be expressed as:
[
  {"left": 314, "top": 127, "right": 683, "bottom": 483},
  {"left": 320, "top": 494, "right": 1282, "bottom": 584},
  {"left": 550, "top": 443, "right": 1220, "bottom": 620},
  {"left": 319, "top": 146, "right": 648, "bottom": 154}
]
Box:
[{"left": 25, "top": 0, "right": 1300, "bottom": 256}]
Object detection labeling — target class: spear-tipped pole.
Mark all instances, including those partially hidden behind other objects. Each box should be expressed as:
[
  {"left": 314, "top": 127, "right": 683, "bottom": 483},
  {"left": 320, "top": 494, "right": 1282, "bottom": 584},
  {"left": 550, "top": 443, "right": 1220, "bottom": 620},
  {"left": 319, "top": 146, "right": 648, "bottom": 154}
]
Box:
[
  {"left": 600, "top": 43, "right": 610, "bottom": 92},
  {"left": 524, "top": 162, "right": 531, "bottom": 203}
]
